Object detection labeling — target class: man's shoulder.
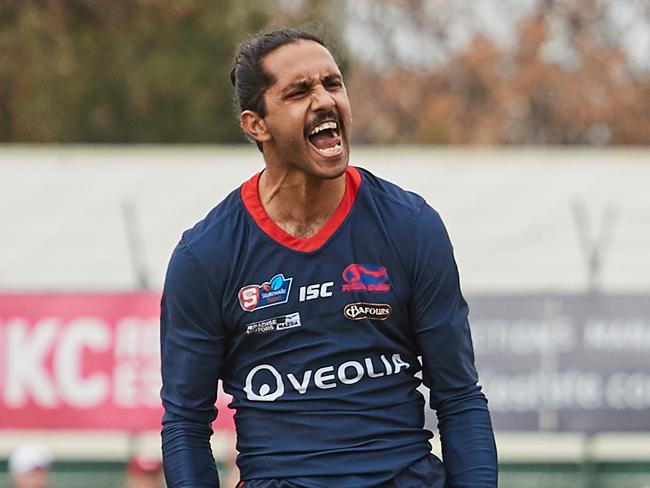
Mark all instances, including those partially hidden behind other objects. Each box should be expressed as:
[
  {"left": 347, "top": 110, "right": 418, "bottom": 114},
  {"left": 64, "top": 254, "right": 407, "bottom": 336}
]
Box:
[
  {"left": 356, "top": 166, "right": 448, "bottom": 245},
  {"left": 180, "top": 186, "right": 244, "bottom": 257},
  {"left": 357, "top": 166, "right": 428, "bottom": 216}
]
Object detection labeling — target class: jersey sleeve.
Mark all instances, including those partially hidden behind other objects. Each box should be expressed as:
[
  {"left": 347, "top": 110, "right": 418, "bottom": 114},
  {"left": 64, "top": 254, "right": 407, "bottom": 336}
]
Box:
[
  {"left": 408, "top": 205, "right": 498, "bottom": 487},
  {"left": 160, "top": 240, "right": 228, "bottom": 487}
]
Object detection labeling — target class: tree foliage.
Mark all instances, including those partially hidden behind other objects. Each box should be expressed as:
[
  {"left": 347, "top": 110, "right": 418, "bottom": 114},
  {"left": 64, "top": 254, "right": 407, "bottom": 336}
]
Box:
[
  {"left": 347, "top": 0, "right": 650, "bottom": 145},
  {"left": 1, "top": 0, "right": 648, "bottom": 144},
  {"left": 0, "top": 0, "right": 343, "bottom": 142}
]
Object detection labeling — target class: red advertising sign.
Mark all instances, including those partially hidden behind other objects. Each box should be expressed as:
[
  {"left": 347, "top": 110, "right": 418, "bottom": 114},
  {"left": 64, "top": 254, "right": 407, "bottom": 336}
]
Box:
[{"left": 0, "top": 293, "right": 234, "bottom": 431}]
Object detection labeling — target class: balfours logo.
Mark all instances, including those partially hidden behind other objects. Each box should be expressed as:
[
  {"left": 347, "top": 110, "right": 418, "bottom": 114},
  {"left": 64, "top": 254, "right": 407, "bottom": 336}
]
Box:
[
  {"left": 341, "top": 264, "right": 390, "bottom": 292},
  {"left": 343, "top": 302, "right": 392, "bottom": 321}
]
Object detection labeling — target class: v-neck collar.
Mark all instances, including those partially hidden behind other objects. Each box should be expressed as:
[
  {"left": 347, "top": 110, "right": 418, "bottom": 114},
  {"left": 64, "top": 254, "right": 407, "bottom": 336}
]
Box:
[{"left": 240, "top": 166, "right": 361, "bottom": 252}]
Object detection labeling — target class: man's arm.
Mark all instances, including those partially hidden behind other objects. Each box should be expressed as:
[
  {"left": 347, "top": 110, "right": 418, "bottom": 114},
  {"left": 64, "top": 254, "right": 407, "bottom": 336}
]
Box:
[
  {"left": 408, "top": 205, "right": 498, "bottom": 487},
  {"left": 160, "top": 241, "right": 228, "bottom": 487}
]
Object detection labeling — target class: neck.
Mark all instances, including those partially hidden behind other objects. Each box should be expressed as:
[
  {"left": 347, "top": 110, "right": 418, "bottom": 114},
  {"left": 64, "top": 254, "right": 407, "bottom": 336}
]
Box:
[{"left": 258, "top": 166, "right": 347, "bottom": 239}]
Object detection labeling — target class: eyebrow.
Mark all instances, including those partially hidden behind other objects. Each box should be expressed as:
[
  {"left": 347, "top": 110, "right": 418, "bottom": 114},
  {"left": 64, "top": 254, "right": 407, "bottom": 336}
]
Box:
[
  {"left": 284, "top": 79, "right": 313, "bottom": 93},
  {"left": 322, "top": 73, "right": 342, "bottom": 84},
  {"left": 283, "top": 73, "right": 343, "bottom": 94}
]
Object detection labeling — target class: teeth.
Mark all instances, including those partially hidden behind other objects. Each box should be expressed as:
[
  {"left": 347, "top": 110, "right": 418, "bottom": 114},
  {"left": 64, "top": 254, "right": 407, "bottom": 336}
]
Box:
[
  {"left": 309, "top": 121, "right": 338, "bottom": 136},
  {"left": 314, "top": 143, "right": 342, "bottom": 156}
]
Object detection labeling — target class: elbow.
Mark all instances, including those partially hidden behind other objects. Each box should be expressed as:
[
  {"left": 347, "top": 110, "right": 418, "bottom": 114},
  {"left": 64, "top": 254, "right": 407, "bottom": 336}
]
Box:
[
  {"left": 162, "top": 417, "right": 213, "bottom": 448},
  {"left": 434, "top": 384, "right": 490, "bottom": 420}
]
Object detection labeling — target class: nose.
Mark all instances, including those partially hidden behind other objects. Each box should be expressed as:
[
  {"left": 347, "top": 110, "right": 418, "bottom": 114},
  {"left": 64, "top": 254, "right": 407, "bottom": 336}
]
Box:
[{"left": 310, "top": 85, "right": 336, "bottom": 112}]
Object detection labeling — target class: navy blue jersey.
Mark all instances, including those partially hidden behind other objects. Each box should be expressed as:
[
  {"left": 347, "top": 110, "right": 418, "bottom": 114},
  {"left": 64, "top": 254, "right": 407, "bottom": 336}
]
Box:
[{"left": 160, "top": 167, "right": 497, "bottom": 487}]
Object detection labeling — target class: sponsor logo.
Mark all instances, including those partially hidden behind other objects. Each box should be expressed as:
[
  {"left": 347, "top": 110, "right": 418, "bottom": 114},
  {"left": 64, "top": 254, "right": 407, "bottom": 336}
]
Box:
[
  {"left": 245, "top": 312, "right": 302, "bottom": 335},
  {"left": 238, "top": 273, "right": 293, "bottom": 312},
  {"left": 243, "top": 353, "right": 411, "bottom": 401},
  {"left": 343, "top": 302, "right": 392, "bottom": 320},
  {"left": 299, "top": 282, "right": 334, "bottom": 302},
  {"left": 341, "top": 264, "right": 390, "bottom": 292}
]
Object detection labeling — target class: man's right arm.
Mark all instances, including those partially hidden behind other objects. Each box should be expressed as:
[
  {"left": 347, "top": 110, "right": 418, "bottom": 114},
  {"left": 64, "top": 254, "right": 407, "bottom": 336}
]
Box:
[{"left": 160, "top": 241, "right": 228, "bottom": 487}]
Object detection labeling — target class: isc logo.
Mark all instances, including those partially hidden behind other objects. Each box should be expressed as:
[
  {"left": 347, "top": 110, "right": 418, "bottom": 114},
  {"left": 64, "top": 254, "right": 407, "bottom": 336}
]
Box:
[{"left": 299, "top": 282, "right": 333, "bottom": 302}]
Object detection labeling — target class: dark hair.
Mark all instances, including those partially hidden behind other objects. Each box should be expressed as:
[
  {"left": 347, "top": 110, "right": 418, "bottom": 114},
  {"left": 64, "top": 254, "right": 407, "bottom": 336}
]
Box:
[{"left": 230, "top": 29, "right": 328, "bottom": 150}]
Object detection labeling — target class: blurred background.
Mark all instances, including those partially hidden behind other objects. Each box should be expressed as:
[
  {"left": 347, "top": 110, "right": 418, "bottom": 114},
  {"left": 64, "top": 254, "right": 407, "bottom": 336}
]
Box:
[{"left": 1, "top": 0, "right": 649, "bottom": 487}]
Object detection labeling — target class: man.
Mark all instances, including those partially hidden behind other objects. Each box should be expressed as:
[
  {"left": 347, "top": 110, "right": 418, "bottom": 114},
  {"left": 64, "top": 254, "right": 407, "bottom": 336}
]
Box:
[
  {"left": 161, "top": 29, "right": 497, "bottom": 487},
  {"left": 8, "top": 443, "right": 52, "bottom": 488}
]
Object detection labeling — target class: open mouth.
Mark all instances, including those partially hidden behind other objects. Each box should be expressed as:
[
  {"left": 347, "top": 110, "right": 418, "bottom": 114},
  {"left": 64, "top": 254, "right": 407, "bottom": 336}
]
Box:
[{"left": 306, "top": 120, "right": 343, "bottom": 158}]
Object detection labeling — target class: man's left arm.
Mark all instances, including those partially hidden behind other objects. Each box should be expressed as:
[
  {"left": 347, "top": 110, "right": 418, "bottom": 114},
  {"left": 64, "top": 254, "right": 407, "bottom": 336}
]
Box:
[{"left": 408, "top": 204, "right": 497, "bottom": 487}]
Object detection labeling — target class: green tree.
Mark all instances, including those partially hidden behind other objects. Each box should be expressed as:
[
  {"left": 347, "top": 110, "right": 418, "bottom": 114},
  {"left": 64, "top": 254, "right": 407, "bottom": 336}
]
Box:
[{"left": 0, "top": 0, "right": 344, "bottom": 142}]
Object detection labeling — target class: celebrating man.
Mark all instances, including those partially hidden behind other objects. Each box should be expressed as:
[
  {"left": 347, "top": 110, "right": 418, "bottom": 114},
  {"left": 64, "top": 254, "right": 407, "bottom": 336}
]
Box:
[{"left": 161, "top": 29, "right": 497, "bottom": 487}]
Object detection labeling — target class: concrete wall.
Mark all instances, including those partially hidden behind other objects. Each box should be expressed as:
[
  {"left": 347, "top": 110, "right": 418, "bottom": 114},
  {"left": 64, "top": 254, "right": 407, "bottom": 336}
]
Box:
[{"left": 2, "top": 145, "right": 648, "bottom": 293}]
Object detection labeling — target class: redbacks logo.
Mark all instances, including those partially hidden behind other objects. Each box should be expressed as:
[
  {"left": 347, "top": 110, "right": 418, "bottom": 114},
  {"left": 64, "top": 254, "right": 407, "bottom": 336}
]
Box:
[
  {"left": 344, "top": 302, "right": 392, "bottom": 320},
  {"left": 341, "top": 264, "right": 390, "bottom": 292},
  {"left": 238, "top": 273, "right": 293, "bottom": 312}
]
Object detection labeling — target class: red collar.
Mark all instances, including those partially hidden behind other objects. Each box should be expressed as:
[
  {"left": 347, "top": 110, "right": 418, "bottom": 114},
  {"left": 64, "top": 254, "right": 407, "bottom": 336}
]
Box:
[{"left": 240, "top": 166, "right": 361, "bottom": 252}]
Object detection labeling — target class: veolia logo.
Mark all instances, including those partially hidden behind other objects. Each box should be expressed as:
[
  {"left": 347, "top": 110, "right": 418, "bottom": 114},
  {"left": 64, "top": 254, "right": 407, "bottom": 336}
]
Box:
[
  {"left": 243, "top": 364, "right": 284, "bottom": 401},
  {"left": 243, "top": 353, "right": 410, "bottom": 402}
]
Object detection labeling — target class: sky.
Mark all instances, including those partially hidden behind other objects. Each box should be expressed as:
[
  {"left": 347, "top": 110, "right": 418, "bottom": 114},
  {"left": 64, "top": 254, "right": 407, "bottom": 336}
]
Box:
[{"left": 343, "top": 0, "right": 650, "bottom": 72}]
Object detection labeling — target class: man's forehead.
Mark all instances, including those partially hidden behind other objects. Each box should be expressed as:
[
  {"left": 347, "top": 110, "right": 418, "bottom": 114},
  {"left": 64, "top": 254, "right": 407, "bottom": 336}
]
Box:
[{"left": 263, "top": 40, "right": 341, "bottom": 88}]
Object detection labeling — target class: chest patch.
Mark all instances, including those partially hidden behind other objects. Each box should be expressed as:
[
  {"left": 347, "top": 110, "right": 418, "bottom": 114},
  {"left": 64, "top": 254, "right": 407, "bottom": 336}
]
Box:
[
  {"left": 239, "top": 273, "right": 293, "bottom": 312},
  {"left": 343, "top": 302, "right": 392, "bottom": 321},
  {"left": 245, "top": 312, "right": 302, "bottom": 335},
  {"left": 341, "top": 264, "right": 391, "bottom": 292}
]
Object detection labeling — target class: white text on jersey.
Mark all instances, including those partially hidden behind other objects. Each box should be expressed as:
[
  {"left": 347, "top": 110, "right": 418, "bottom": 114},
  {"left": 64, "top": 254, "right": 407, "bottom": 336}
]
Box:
[
  {"left": 299, "top": 282, "right": 334, "bottom": 302},
  {"left": 244, "top": 353, "right": 411, "bottom": 402}
]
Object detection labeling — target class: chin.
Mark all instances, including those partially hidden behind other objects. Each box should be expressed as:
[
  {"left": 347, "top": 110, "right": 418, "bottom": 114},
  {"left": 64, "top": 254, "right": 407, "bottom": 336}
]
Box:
[
  {"left": 314, "top": 156, "right": 349, "bottom": 180},
  {"left": 317, "top": 167, "right": 347, "bottom": 180},
  {"left": 306, "top": 143, "right": 349, "bottom": 180}
]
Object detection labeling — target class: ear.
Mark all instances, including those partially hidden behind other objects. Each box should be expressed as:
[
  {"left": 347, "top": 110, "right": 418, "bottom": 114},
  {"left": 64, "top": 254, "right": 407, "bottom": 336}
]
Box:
[{"left": 240, "top": 110, "right": 272, "bottom": 145}]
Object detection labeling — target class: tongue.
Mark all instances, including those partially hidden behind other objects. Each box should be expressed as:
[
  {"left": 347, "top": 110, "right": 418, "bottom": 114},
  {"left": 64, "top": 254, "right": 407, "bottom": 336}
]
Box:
[{"left": 309, "top": 130, "right": 339, "bottom": 150}]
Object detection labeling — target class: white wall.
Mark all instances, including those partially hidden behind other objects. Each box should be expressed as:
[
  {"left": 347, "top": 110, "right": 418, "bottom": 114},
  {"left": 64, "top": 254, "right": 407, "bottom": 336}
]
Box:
[{"left": 1, "top": 145, "right": 649, "bottom": 293}]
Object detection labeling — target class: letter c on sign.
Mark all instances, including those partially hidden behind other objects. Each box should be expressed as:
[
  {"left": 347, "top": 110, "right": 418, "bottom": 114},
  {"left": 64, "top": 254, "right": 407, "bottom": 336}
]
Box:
[
  {"left": 244, "top": 364, "right": 284, "bottom": 401},
  {"left": 55, "top": 318, "right": 110, "bottom": 408}
]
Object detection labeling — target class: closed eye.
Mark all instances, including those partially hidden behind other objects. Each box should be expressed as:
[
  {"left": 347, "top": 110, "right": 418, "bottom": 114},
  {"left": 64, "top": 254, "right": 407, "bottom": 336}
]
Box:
[
  {"left": 287, "top": 89, "right": 307, "bottom": 98},
  {"left": 324, "top": 75, "right": 343, "bottom": 90},
  {"left": 285, "top": 80, "right": 311, "bottom": 99}
]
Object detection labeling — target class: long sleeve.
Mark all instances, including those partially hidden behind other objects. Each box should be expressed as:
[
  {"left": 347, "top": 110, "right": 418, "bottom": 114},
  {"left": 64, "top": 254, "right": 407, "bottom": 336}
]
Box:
[
  {"left": 408, "top": 205, "right": 498, "bottom": 487},
  {"left": 160, "top": 241, "right": 228, "bottom": 487}
]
